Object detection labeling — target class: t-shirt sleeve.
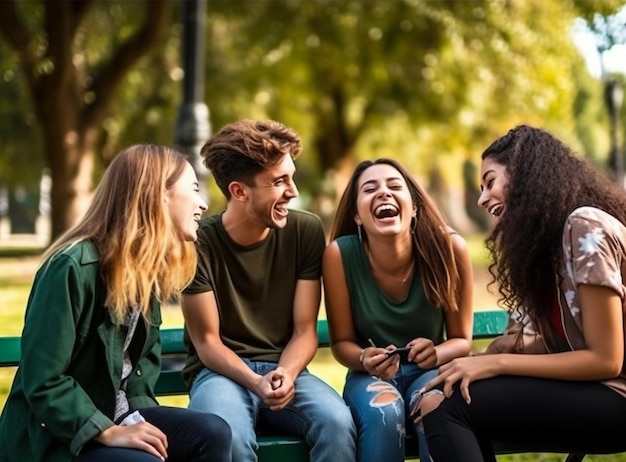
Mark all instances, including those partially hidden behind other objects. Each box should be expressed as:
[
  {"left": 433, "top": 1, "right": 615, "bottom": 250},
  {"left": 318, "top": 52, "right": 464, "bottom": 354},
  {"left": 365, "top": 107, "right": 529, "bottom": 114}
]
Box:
[
  {"left": 183, "top": 234, "right": 214, "bottom": 294},
  {"left": 298, "top": 213, "right": 326, "bottom": 280},
  {"left": 563, "top": 208, "right": 625, "bottom": 298}
]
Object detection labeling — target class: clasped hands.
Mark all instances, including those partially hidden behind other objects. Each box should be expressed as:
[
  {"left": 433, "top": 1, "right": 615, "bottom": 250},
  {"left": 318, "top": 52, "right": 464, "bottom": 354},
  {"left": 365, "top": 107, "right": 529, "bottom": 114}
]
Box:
[{"left": 253, "top": 366, "right": 295, "bottom": 411}]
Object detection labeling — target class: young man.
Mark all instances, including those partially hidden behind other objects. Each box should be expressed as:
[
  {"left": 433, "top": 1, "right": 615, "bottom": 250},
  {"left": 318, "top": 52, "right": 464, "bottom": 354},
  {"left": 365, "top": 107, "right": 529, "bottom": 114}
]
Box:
[{"left": 182, "top": 119, "right": 356, "bottom": 462}]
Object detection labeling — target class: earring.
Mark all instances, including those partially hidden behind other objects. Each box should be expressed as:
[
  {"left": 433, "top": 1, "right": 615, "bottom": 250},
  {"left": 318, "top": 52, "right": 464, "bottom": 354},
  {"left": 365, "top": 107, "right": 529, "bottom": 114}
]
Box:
[
  {"left": 411, "top": 216, "right": 416, "bottom": 234},
  {"left": 357, "top": 225, "right": 363, "bottom": 243}
]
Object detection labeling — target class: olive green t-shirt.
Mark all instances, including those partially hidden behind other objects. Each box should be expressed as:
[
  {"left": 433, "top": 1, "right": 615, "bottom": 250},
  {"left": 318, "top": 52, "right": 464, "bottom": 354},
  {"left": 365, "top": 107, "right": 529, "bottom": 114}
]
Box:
[
  {"left": 336, "top": 234, "right": 444, "bottom": 357},
  {"left": 182, "top": 210, "right": 325, "bottom": 387}
]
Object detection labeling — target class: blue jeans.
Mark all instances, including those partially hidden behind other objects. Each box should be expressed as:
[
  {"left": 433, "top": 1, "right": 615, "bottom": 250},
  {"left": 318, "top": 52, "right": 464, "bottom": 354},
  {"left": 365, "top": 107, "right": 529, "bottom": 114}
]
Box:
[
  {"left": 74, "top": 406, "right": 232, "bottom": 462},
  {"left": 189, "top": 361, "right": 356, "bottom": 462},
  {"left": 343, "top": 364, "right": 437, "bottom": 462}
]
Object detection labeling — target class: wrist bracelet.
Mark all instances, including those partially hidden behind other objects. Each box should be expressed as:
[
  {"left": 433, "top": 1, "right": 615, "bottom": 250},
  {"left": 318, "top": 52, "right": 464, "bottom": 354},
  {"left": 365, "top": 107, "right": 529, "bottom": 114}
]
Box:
[{"left": 359, "top": 347, "right": 367, "bottom": 365}]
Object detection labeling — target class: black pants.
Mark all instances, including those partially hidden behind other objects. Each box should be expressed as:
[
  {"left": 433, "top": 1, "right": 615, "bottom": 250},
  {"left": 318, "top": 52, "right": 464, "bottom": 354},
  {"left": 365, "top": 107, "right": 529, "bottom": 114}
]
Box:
[
  {"left": 75, "top": 406, "right": 232, "bottom": 462},
  {"left": 423, "top": 376, "right": 626, "bottom": 462}
]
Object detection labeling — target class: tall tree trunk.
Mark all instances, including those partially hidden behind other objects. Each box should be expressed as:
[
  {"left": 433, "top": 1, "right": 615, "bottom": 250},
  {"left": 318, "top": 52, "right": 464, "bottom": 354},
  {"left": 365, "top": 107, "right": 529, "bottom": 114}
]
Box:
[
  {"left": 45, "top": 134, "right": 96, "bottom": 240},
  {"left": 0, "top": 0, "right": 173, "bottom": 244}
]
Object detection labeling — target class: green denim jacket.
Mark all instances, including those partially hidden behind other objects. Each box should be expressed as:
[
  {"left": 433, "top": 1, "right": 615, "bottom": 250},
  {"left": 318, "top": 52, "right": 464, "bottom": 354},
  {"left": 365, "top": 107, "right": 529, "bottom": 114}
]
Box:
[{"left": 0, "top": 241, "right": 162, "bottom": 462}]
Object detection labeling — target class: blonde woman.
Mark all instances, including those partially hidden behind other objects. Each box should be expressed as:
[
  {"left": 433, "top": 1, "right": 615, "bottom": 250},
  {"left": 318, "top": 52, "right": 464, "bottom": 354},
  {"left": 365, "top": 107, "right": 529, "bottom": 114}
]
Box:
[{"left": 0, "top": 145, "right": 231, "bottom": 462}]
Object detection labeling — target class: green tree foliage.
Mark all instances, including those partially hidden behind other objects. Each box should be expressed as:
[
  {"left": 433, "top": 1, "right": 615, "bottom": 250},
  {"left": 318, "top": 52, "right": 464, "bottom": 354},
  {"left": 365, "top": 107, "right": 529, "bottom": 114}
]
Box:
[
  {"left": 575, "top": 0, "right": 626, "bottom": 52},
  {"left": 201, "top": 0, "right": 624, "bottom": 228},
  {"left": 1, "top": 0, "right": 624, "bottom": 237},
  {"left": 0, "top": 0, "right": 174, "bottom": 242},
  {"left": 575, "top": 2, "right": 626, "bottom": 177},
  {"left": 0, "top": 38, "right": 42, "bottom": 189}
]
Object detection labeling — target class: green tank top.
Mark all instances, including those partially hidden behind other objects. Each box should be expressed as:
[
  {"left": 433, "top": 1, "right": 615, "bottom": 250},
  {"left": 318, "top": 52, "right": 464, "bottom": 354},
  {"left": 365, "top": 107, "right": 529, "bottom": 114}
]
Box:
[{"left": 336, "top": 234, "right": 444, "bottom": 350}]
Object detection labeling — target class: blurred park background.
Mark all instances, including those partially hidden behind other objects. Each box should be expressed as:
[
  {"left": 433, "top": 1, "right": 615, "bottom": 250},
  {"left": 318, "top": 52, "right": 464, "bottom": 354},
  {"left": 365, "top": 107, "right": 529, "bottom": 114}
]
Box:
[{"left": 1, "top": 1, "right": 626, "bottom": 460}]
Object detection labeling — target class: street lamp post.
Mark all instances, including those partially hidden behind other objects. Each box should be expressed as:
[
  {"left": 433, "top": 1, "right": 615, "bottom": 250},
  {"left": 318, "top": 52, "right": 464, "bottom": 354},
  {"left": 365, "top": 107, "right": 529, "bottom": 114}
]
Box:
[
  {"left": 175, "top": 0, "right": 210, "bottom": 196},
  {"left": 605, "top": 78, "right": 624, "bottom": 185}
]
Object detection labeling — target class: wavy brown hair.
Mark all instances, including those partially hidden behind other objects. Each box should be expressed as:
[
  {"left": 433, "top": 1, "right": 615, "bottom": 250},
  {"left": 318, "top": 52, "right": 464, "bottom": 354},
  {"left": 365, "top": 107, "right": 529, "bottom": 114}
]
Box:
[
  {"left": 482, "top": 125, "right": 626, "bottom": 324},
  {"left": 201, "top": 119, "right": 302, "bottom": 199},
  {"left": 42, "top": 145, "right": 198, "bottom": 324},
  {"left": 330, "top": 158, "right": 461, "bottom": 311}
]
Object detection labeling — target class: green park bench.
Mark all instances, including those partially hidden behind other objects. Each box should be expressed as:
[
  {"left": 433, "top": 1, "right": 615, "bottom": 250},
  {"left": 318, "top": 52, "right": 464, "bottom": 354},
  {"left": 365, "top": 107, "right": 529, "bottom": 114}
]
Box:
[{"left": 0, "top": 309, "right": 612, "bottom": 461}]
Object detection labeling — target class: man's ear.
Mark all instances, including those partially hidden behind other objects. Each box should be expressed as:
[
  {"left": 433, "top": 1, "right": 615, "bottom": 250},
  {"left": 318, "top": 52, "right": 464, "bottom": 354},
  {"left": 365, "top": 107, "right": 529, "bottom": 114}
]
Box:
[{"left": 228, "top": 181, "right": 248, "bottom": 202}]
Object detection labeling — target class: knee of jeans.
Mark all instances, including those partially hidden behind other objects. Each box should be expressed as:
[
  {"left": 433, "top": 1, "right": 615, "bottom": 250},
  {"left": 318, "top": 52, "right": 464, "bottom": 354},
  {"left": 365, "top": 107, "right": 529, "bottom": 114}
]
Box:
[
  {"left": 210, "top": 415, "right": 233, "bottom": 442},
  {"left": 189, "top": 412, "right": 232, "bottom": 436},
  {"left": 363, "top": 381, "right": 405, "bottom": 428},
  {"left": 409, "top": 389, "right": 445, "bottom": 429},
  {"left": 367, "top": 381, "right": 403, "bottom": 406},
  {"left": 318, "top": 401, "right": 357, "bottom": 437}
]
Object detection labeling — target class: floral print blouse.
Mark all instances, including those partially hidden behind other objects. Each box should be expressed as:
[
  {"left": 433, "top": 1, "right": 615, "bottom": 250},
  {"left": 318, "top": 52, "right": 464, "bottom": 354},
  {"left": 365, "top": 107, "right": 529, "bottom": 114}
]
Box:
[{"left": 552, "top": 206, "right": 626, "bottom": 398}]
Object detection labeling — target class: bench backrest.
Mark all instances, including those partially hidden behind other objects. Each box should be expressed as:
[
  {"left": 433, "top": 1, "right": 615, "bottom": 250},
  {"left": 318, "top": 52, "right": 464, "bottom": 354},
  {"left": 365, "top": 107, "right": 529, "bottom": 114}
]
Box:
[{"left": 0, "top": 309, "right": 509, "bottom": 396}]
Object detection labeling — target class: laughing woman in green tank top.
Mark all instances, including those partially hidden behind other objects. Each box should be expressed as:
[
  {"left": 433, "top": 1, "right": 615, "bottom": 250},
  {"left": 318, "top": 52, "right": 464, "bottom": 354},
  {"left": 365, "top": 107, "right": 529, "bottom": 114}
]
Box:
[{"left": 322, "top": 158, "right": 474, "bottom": 462}]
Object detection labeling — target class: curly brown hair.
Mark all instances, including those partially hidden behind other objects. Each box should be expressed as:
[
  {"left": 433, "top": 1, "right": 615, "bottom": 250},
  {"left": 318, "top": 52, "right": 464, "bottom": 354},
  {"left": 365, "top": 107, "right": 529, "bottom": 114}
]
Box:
[
  {"left": 482, "top": 125, "right": 626, "bottom": 323},
  {"left": 201, "top": 119, "right": 302, "bottom": 199}
]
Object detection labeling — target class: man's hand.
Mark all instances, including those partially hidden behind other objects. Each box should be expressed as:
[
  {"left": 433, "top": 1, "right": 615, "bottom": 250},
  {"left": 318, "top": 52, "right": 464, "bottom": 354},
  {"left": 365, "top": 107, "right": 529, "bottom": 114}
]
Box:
[{"left": 253, "top": 366, "right": 296, "bottom": 410}]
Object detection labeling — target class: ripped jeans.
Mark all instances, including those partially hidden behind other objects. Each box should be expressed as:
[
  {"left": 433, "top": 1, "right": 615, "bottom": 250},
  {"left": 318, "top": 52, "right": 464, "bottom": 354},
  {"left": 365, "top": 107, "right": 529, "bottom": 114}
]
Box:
[{"left": 343, "top": 364, "right": 437, "bottom": 462}]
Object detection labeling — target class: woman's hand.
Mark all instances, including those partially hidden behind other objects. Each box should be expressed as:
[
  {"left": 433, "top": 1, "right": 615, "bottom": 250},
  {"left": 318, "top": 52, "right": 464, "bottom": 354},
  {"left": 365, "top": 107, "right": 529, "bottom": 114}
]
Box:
[
  {"left": 362, "top": 347, "right": 399, "bottom": 380},
  {"left": 95, "top": 422, "right": 168, "bottom": 460},
  {"left": 407, "top": 338, "right": 438, "bottom": 369},
  {"left": 422, "top": 354, "right": 500, "bottom": 404}
]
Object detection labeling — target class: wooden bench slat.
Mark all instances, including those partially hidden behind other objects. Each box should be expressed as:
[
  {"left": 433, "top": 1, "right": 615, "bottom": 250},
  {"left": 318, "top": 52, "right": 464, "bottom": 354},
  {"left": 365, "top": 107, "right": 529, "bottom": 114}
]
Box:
[
  {"left": 0, "top": 336, "right": 20, "bottom": 367},
  {"left": 0, "top": 311, "right": 510, "bottom": 368},
  {"left": 160, "top": 328, "right": 186, "bottom": 354},
  {"left": 154, "top": 369, "right": 187, "bottom": 396},
  {"left": 257, "top": 435, "right": 309, "bottom": 461},
  {"left": 317, "top": 318, "right": 330, "bottom": 347},
  {"left": 471, "top": 309, "right": 509, "bottom": 338}
]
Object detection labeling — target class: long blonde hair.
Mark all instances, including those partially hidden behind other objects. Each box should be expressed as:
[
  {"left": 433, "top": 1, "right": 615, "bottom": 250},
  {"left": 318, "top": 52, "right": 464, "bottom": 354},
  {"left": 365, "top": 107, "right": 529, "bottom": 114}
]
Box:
[{"left": 43, "top": 144, "right": 198, "bottom": 324}]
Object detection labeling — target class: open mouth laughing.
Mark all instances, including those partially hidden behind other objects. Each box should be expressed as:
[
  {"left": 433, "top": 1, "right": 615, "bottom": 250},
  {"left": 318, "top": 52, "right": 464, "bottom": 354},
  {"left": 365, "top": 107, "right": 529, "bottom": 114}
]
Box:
[
  {"left": 374, "top": 204, "right": 399, "bottom": 219},
  {"left": 488, "top": 204, "right": 504, "bottom": 218},
  {"left": 274, "top": 202, "right": 289, "bottom": 218}
]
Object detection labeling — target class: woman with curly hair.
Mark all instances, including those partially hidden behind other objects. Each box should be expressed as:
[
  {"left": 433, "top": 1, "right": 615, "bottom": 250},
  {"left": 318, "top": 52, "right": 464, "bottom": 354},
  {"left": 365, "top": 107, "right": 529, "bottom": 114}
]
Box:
[
  {"left": 323, "top": 158, "right": 474, "bottom": 462},
  {"left": 420, "top": 125, "right": 626, "bottom": 461},
  {"left": 0, "top": 145, "right": 232, "bottom": 462}
]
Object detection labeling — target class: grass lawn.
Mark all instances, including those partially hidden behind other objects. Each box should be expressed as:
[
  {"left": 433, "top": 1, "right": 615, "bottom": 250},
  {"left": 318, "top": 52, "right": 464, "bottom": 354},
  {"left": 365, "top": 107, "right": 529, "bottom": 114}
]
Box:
[{"left": 0, "top": 236, "right": 624, "bottom": 460}]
